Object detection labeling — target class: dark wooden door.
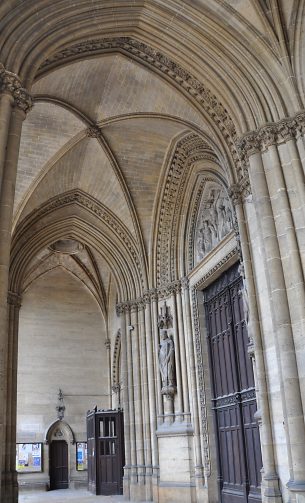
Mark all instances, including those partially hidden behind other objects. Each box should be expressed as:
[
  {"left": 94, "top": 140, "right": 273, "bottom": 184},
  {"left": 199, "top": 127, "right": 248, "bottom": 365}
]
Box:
[
  {"left": 204, "top": 263, "right": 262, "bottom": 503},
  {"left": 49, "top": 440, "right": 68, "bottom": 490}
]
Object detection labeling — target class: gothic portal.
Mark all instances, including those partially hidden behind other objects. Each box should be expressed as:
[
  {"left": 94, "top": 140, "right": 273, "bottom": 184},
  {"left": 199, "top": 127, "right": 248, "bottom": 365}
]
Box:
[{"left": 0, "top": 2, "right": 305, "bottom": 503}]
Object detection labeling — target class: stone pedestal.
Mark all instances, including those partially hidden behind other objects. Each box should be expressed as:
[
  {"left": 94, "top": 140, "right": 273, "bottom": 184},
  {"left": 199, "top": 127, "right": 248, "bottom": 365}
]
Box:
[{"left": 156, "top": 420, "right": 195, "bottom": 503}]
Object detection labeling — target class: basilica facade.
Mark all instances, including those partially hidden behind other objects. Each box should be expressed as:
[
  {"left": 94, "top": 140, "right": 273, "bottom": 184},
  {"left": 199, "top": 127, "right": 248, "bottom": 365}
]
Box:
[{"left": 1, "top": 1, "right": 305, "bottom": 503}]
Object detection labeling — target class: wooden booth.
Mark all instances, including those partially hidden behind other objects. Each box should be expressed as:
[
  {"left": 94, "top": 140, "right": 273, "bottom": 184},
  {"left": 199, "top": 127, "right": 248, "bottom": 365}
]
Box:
[{"left": 87, "top": 409, "right": 124, "bottom": 495}]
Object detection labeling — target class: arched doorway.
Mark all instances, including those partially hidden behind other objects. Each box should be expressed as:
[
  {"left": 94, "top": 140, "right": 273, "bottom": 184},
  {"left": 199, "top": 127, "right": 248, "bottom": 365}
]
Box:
[{"left": 50, "top": 440, "right": 69, "bottom": 490}]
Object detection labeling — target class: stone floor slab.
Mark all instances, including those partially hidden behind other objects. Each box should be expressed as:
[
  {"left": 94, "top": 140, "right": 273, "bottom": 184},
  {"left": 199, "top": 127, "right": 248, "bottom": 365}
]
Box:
[{"left": 19, "top": 489, "right": 145, "bottom": 503}]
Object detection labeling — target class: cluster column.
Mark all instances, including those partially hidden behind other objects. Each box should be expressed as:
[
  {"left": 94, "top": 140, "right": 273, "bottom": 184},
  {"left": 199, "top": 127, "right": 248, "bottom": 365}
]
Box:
[
  {"left": 0, "top": 65, "right": 32, "bottom": 503},
  {"left": 231, "top": 184, "right": 282, "bottom": 501},
  {"left": 238, "top": 114, "right": 305, "bottom": 501}
]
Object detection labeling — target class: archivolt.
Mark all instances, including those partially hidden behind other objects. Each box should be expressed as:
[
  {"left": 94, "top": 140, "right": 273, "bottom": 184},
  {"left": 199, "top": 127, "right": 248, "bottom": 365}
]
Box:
[{"left": 152, "top": 131, "right": 224, "bottom": 287}]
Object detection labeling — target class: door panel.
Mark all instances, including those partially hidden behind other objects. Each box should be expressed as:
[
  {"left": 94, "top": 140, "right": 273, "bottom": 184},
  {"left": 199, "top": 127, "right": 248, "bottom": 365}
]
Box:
[
  {"left": 204, "top": 263, "right": 262, "bottom": 503},
  {"left": 50, "top": 440, "right": 68, "bottom": 490}
]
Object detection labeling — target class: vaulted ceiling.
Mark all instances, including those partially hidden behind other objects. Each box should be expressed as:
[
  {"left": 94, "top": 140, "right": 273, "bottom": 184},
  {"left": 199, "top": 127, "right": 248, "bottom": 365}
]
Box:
[{"left": 5, "top": 0, "right": 304, "bottom": 314}]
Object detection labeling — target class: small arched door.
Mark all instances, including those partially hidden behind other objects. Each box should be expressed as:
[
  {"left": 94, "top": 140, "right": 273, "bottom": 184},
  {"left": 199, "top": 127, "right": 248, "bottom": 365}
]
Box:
[{"left": 50, "top": 440, "right": 69, "bottom": 490}]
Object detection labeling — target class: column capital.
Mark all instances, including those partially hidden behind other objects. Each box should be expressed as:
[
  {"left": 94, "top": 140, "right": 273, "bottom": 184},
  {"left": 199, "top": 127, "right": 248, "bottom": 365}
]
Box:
[
  {"left": 0, "top": 64, "right": 33, "bottom": 114},
  {"left": 237, "top": 110, "right": 305, "bottom": 162},
  {"left": 7, "top": 291, "right": 22, "bottom": 307}
]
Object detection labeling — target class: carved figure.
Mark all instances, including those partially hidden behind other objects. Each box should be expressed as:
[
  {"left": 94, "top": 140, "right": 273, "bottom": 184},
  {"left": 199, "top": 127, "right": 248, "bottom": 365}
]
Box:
[
  {"left": 196, "top": 186, "right": 234, "bottom": 262},
  {"left": 159, "top": 330, "right": 175, "bottom": 389}
]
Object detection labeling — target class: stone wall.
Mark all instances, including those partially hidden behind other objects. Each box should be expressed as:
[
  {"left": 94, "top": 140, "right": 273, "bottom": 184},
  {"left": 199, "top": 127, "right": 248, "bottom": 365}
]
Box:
[{"left": 16, "top": 267, "right": 108, "bottom": 491}]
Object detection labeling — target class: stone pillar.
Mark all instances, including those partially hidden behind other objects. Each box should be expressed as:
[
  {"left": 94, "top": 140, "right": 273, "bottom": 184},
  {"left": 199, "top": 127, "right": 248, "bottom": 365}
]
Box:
[
  {"left": 151, "top": 290, "right": 163, "bottom": 419},
  {"left": 105, "top": 338, "right": 112, "bottom": 408},
  {"left": 246, "top": 147, "right": 305, "bottom": 500},
  {"left": 232, "top": 188, "right": 282, "bottom": 501},
  {"left": 117, "top": 305, "right": 131, "bottom": 497},
  {"left": 170, "top": 289, "right": 183, "bottom": 418},
  {"left": 3, "top": 292, "right": 22, "bottom": 503},
  {"left": 138, "top": 301, "right": 152, "bottom": 500},
  {"left": 182, "top": 279, "right": 204, "bottom": 486},
  {"left": 149, "top": 290, "right": 161, "bottom": 495},
  {"left": 130, "top": 304, "right": 145, "bottom": 499},
  {"left": 125, "top": 306, "right": 137, "bottom": 486},
  {"left": 143, "top": 293, "right": 158, "bottom": 485},
  {"left": 0, "top": 66, "right": 32, "bottom": 503},
  {"left": 175, "top": 282, "right": 190, "bottom": 417}
]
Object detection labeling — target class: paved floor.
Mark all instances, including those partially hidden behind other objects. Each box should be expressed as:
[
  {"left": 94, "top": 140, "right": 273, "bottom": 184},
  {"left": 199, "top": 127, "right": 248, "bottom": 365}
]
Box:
[{"left": 19, "top": 489, "right": 137, "bottom": 503}]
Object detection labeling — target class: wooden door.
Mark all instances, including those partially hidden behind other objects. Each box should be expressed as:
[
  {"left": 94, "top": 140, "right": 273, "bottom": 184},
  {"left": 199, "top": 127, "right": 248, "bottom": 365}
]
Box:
[
  {"left": 204, "top": 263, "right": 262, "bottom": 503},
  {"left": 49, "top": 440, "right": 68, "bottom": 490}
]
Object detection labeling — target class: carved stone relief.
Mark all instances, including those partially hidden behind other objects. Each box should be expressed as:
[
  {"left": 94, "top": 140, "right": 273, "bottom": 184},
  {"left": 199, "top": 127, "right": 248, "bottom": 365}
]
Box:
[{"left": 195, "top": 182, "right": 234, "bottom": 264}]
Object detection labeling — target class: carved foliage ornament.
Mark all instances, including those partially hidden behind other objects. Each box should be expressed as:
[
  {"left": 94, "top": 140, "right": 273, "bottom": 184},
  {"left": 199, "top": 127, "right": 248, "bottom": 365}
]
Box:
[
  {"left": 237, "top": 111, "right": 305, "bottom": 161},
  {"left": 0, "top": 64, "right": 33, "bottom": 113}
]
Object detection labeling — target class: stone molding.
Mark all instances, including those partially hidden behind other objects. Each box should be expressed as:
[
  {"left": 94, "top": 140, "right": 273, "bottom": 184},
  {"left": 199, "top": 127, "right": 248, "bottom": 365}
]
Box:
[
  {"left": 192, "top": 247, "right": 239, "bottom": 292},
  {"left": 237, "top": 111, "right": 305, "bottom": 161},
  {"left": 191, "top": 286, "right": 210, "bottom": 478},
  {"left": 0, "top": 63, "right": 33, "bottom": 113},
  {"left": 112, "top": 329, "right": 121, "bottom": 389},
  {"left": 157, "top": 133, "right": 218, "bottom": 287}
]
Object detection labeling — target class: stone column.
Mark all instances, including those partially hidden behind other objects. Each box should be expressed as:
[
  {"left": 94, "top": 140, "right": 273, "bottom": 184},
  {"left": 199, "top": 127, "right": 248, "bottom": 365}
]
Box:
[
  {"left": 130, "top": 304, "right": 145, "bottom": 497},
  {"left": 143, "top": 293, "right": 158, "bottom": 472},
  {"left": 175, "top": 282, "right": 190, "bottom": 417},
  {"left": 151, "top": 291, "right": 163, "bottom": 419},
  {"left": 137, "top": 301, "right": 152, "bottom": 500},
  {"left": 3, "top": 292, "right": 22, "bottom": 503},
  {"left": 0, "top": 69, "right": 32, "bottom": 503},
  {"left": 149, "top": 290, "right": 161, "bottom": 493},
  {"left": 170, "top": 289, "right": 183, "bottom": 418},
  {"left": 232, "top": 188, "right": 282, "bottom": 501},
  {"left": 125, "top": 306, "right": 137, "bottom": 486},
  {"left": 105, "top": 338, "right": 112, "bottom": 408},
  {"left": 247, "top": 147, "right": 305, "bottom": 500},
  {"left": 117, "top": 305, "right": 131, "bottom": 496},
  {"left": 182, "top": 279, "right": 204, "bottom": 485}
]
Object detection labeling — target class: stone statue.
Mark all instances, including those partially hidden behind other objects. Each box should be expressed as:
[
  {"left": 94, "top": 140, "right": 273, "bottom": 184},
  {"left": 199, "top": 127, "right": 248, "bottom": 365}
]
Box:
[{"left": 159, "top": 330, "right": 176, "bottom": 393}]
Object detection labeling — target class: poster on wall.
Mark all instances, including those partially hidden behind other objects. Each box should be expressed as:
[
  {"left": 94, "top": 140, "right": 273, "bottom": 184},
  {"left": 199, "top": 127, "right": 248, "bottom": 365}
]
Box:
[
  {"left": 16, "top": 443, "right": 42, "bottom": 472},
  {"left": 76, "top": 442, "right": 88, "bottom": 471}
]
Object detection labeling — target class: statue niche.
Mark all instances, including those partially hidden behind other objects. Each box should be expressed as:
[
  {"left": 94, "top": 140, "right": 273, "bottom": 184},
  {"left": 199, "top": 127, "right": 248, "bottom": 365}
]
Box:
[{"left": 195, "top": 184, "right": 233, "bottom": 263}]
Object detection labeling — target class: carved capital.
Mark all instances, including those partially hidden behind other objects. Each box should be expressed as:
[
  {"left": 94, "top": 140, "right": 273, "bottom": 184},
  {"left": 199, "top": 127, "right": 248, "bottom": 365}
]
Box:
[
  {"left": 116, "top": 302, "right": 130, "bottom": 316},
  {"left": 143, "top": 291, "right": 151, "bottom": 305},
  {"left": 7, "top": 291, "right": 22, "bottom": 307},
  {"left": 181, "top": 276, "right": 190, "bottom": 290},
  {"left": 150, "top": 288, "right": 158, "bottom": 302},
  {"left": 294, "top": 111, "right": 305, "bottom": 138},
  {"left": 259, "top": 124, "right": 277, "bottom": 151},
  {"left": 0, "top": 64, "right": 33, "bottom": 113},
  {"left": 237, "top": 132, "right": 260, "bottom": 160},
  {"left": 228, "top": 183, "right": 243, "bottom": 206}
]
